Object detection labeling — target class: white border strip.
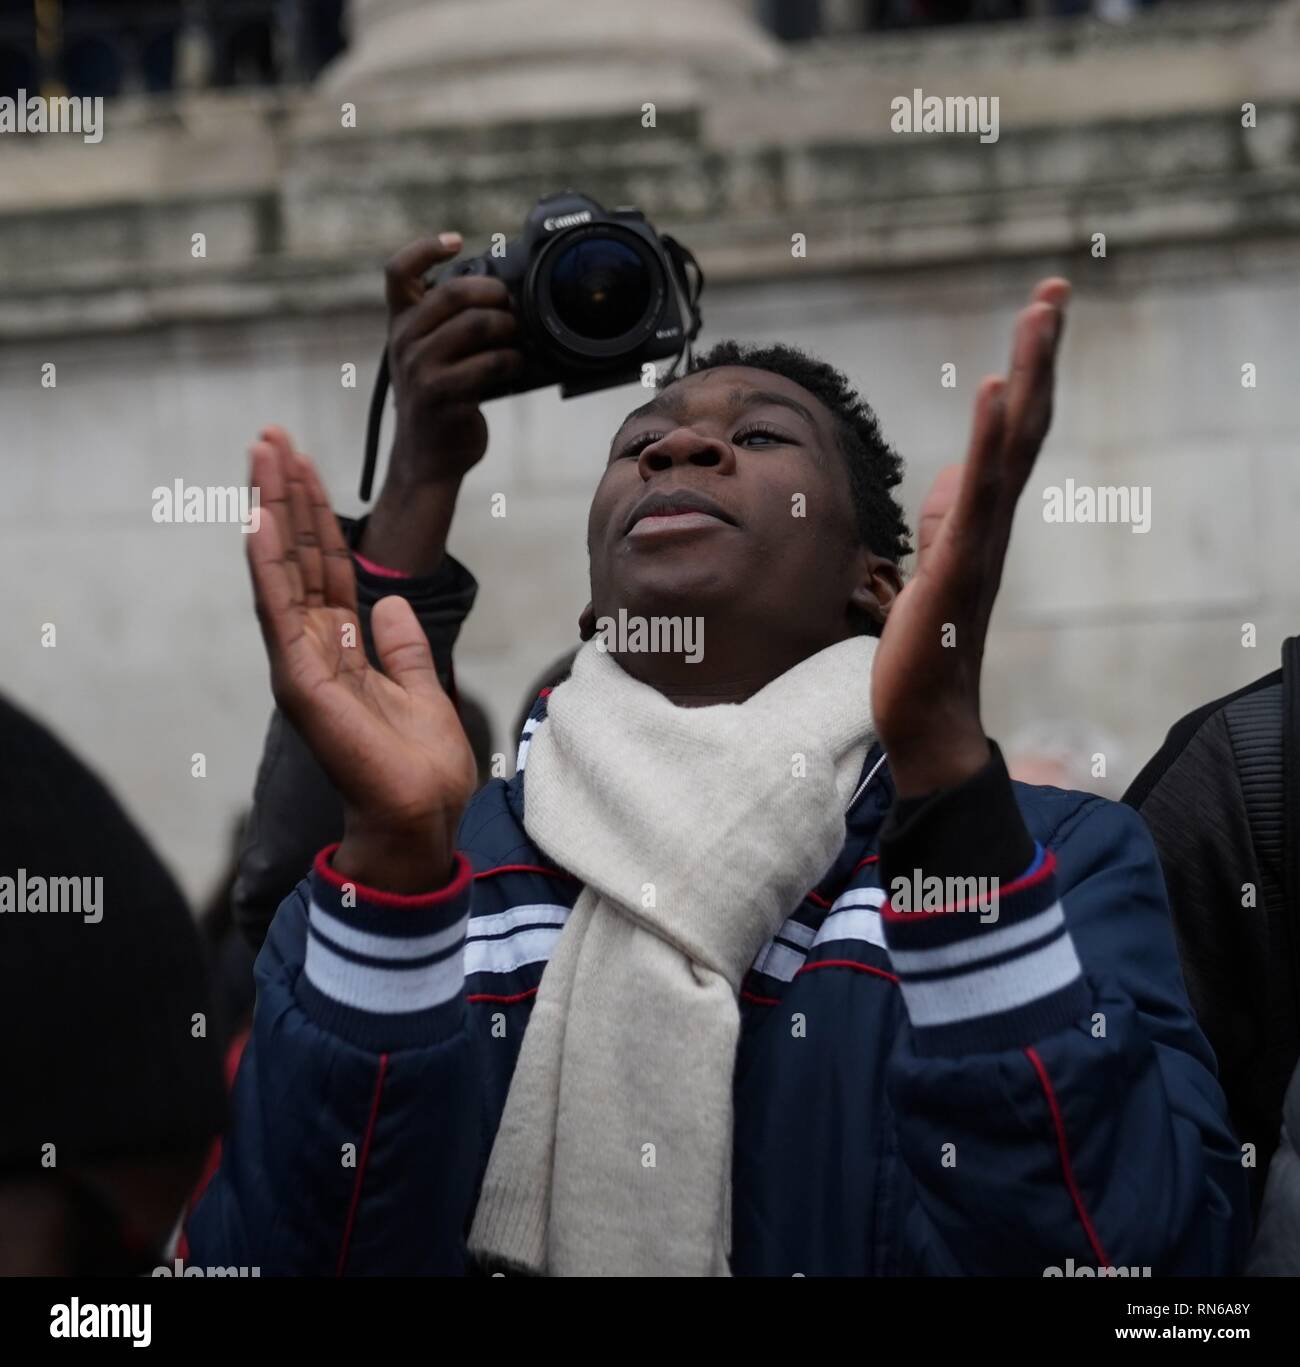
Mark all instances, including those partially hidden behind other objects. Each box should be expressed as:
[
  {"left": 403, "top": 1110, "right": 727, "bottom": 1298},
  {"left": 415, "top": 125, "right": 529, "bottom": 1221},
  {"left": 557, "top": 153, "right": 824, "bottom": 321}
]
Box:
[
  {"left": 310, "top": 902, "right": 467, "bottom": 962},
  {"left": 466, "top": 903, "right": 569, "bottom": 941},
  {"left": 306, "top": 934, "right": 465, "bottom": 1014},
  {"left": 898, "top": 931, "right": 1081, "bottom": 1028},
  {"left": 465, "top": 924, "right": 564, "bottom": 977},
  {"left": 888, "top": 902, "right": 1065, "bottom": 976}
]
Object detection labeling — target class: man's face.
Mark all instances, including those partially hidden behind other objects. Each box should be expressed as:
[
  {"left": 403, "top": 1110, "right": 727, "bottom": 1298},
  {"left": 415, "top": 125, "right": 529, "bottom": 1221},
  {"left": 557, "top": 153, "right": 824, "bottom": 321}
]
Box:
[{"left": 586, "top": 366, "right": 891, "bottom": 656}]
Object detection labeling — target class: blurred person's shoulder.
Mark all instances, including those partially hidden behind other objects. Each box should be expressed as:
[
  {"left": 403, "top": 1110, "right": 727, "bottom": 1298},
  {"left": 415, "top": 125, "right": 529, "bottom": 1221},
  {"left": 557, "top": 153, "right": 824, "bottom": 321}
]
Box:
[{"left": 1123, "top": 667, "right": 1284, "bottom": 817}]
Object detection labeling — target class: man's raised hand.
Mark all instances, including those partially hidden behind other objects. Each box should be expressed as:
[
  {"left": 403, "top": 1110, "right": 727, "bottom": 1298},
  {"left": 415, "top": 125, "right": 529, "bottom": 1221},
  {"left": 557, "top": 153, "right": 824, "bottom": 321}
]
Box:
[
  {"left": 246, "top": 427, "right": 476, "bottom": 891},
  {"left": 871, "top": 278, "right": 1071, "bottom": 798}
]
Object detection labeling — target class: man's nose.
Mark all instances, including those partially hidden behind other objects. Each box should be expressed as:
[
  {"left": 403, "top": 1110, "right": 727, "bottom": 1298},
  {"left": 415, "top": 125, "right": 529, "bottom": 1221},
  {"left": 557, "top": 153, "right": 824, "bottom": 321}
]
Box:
[{"left": 636, "top": 427, "right": 736, "bottom": 479}]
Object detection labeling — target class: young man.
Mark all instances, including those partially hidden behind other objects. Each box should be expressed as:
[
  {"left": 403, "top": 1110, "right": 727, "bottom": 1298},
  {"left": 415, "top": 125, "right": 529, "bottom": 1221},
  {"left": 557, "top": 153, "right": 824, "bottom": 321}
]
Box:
[{"left": 189, "top": 267, "right": 1248, "bottom": 1276}]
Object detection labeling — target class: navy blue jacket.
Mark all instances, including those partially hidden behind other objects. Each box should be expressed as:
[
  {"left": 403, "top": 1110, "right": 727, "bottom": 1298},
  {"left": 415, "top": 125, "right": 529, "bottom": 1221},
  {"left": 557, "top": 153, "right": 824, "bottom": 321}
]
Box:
[{"left": 189, "top": 700, "right": 1250, "bottom": 1276}]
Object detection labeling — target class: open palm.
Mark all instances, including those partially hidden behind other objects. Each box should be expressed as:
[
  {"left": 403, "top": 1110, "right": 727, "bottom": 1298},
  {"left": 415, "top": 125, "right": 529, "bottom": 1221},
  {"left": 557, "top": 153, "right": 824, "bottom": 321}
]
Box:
[{"left": 246, "top": 427, "right": 476, "bottom": 861}]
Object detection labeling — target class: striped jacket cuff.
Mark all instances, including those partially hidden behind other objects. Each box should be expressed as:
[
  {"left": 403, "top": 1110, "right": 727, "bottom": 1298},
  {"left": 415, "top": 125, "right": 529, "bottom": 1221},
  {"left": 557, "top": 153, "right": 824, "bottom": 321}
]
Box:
[
  {"left": 296, "top": 843, "right": 473, "bottom": 1051},
  {"left": 881, "top": 847, "right": 1090, "bottom": 1057}
]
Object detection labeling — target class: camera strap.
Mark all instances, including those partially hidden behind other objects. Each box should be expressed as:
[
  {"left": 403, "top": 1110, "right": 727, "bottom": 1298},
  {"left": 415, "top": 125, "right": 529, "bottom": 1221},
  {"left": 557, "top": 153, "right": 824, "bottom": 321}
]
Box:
[
  {"left": 660, "top": 234, "right": 704, "bottom": 384},
  {"left": 359, "top": 347, "right": 390, "bottom": 502}
]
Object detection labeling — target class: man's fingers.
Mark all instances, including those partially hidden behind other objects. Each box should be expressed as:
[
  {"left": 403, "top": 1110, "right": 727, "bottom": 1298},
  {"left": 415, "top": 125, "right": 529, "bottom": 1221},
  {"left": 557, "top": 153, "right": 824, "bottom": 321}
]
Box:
[
  {"left": 405, "top": 304, "right": 520, "bottom": 369},
  {"left": 384, "top": 233, "right": 465, "bottom": 315},
  {"left": 916, "top": 378, "right": 1007, "bottom": 567},
  {"left": 287, "top": 458, "right": 324, "bottom": 607},
  {"left": 410, "top": 347, "right": 526, "bottom": 407},
  {"left": 1002, "top": 301, "right": 1058, "bottom": 434},
  {"left": 295, "top": 452, "right": 359, "bottom": 616},
  {"left": 371, "top": 596, "right": 443, "bottom": 701},
  {"left": 246, "top": 448, "right": 305, "bottom": 660},
  {"left": 915, "top": 463, "right": 965, "bottom": 564},
  {"left": 254, "top": 428, "right": 305, "bottom": 605},
  {"left": 1030, "top": 277, "right": 1072, "bottom": 311},
  {"left": 1022, "top": 305, "right": 1062, "bottom": 444},
  {"left": 390, "top": 274, "right": 513, "bottom": 354},
  {"left": 959, "top": 375, "right": 1009, "bottom": 508},
  {"left": 1000, "top": 290, "right": 1067, "bottom": 479}
]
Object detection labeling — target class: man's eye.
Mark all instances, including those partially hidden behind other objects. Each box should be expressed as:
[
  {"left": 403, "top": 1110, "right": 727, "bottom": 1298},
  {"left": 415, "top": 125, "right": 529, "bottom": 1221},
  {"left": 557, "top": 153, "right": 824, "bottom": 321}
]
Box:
[
  {"left": 618, "top": 432, "right": 665, "bottom": 459},
  {"left": 735, "top": 425, "right": 788, "bottom": 447}
]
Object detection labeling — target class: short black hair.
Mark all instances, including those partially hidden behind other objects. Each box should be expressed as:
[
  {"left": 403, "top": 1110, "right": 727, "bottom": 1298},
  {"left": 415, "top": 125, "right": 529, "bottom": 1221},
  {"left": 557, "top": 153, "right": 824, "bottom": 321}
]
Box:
[{"left": 668, "top": 340, "right": 913, "bottom": 568}]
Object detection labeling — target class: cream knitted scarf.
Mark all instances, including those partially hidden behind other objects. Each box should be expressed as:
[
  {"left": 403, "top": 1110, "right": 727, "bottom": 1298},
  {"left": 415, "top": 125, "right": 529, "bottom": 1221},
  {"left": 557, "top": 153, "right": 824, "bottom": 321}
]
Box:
[{"left": 468, "top": 634, "right": 877, "bottom": 1276}]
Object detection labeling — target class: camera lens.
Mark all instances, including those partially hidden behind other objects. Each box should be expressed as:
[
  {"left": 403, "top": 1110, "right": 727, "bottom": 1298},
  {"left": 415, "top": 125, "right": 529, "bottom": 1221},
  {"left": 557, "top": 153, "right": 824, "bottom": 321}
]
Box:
[{"left": 546, "top": 237, "right": 653, "bottom": 341}]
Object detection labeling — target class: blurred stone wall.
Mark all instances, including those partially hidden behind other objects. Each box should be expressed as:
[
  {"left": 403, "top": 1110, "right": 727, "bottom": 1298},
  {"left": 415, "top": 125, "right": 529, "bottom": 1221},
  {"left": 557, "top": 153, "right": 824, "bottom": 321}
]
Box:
[{"left": 1, "top": 0, "right": 1298, "bottom": 900}]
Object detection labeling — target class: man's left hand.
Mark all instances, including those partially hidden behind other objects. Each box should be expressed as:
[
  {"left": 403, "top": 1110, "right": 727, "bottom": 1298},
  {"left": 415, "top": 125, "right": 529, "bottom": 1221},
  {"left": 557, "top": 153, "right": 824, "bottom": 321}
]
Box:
[{"left": 871, "top": 278, "right": 1071, "bottom": 799}]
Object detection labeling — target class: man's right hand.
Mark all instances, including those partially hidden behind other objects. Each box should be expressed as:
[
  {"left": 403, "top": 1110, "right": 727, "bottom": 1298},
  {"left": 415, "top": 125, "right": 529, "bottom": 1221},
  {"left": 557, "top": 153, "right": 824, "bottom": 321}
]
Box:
[
  {"left": 248, "top": 427, "right": 477, "bottom": 893},
  {"left": 360, "top": 233, "right": 524, "bottom": 576}
]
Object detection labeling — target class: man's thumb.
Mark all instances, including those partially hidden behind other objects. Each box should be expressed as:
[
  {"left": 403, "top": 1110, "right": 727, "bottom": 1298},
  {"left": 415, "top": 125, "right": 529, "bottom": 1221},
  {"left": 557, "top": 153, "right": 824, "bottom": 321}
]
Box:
[
  {"left": 383, "top": 233, "right": 464, "bottom": 314},
  {"left": 371, "top": 596, "right": 441, "bottom": 698}
]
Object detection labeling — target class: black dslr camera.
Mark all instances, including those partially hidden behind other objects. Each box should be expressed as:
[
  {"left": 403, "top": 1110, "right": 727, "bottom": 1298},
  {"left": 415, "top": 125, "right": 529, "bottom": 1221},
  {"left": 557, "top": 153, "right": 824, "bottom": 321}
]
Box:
[
  {"left": 441, "top": 192, "right": 703, "bottom": 398},
  {"left": 360, "top": 191, "right": 703, "bottom": 499}
]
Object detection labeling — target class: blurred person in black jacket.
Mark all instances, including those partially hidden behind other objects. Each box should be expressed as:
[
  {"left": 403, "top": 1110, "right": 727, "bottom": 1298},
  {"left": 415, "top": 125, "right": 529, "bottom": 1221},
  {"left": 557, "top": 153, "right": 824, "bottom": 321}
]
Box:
[
  {"left": 1125, "top": 637, "right": 1300, "bottom": 1270},
  {"left": 0, "top": 695, "right": 225, "bottom": 1275}
]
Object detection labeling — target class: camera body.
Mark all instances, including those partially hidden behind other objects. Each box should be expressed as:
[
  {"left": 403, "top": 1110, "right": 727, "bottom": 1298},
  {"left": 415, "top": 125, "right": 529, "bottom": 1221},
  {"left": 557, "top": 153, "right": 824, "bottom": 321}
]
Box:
[{"left": 437, "top": 191, "right": 701, "bottom": 398}]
